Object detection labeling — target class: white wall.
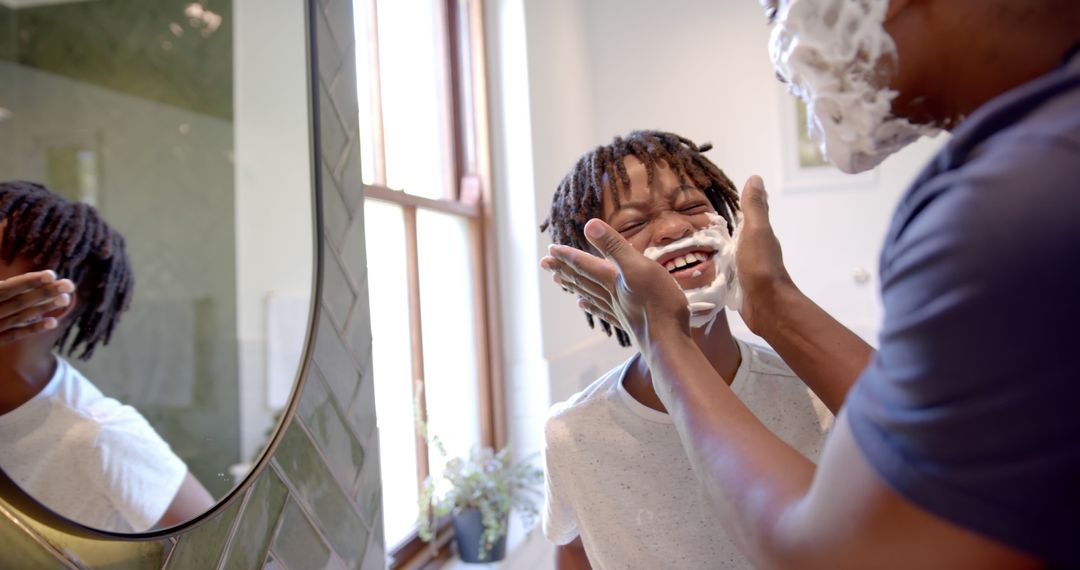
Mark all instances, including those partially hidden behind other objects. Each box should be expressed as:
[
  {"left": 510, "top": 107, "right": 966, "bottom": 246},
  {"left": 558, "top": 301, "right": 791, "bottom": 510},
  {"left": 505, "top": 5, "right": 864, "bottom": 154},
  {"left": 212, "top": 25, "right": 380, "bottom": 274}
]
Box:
[
  {"left": 487, "top": 0, "right": 947, "bottom": 565},
  {"left": 234, "top": 0, "right": 314, "bottom": 464}
]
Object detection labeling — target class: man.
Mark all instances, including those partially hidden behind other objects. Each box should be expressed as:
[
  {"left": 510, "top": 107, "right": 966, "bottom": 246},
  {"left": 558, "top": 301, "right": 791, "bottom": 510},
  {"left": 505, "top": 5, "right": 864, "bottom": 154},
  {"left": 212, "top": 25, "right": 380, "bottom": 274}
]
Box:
[
  {"left": 543, "top": 0, "right": 1080, "bottom": 567},
  {"left": 540, "top": 131, "right": 830, "bottom": 569}
]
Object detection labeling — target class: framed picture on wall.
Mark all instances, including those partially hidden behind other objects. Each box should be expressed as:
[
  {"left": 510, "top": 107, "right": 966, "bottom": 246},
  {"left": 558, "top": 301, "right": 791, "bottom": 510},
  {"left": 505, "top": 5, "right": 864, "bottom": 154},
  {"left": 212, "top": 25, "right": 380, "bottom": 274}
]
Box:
[{"left": 778, "top": 88, "right": 877, "bottom": 192}]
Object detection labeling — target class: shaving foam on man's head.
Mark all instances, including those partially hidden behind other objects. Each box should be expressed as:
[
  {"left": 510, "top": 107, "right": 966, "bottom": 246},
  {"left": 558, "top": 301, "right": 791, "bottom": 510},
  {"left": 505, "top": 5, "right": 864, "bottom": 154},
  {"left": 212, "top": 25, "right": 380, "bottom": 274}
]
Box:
[
  {"left": 643, "top": 213, "right": 742, "bottom": 329},
  {"left": 768, "top": 0, "right": 939, "bottom": 173}
]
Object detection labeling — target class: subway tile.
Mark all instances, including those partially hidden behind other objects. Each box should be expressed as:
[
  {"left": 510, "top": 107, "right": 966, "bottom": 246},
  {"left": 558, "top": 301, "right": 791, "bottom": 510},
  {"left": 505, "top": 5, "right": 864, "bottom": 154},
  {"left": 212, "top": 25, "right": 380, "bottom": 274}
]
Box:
[
  {"left": 299, "top": 384, "right": 366, "bottom": 493},
  {"left": 165, "top": 498, "right": 242, "bottom": 569},
  {"left": 343, "top": 302, "right": 372, "bottom": 371},
  {"left": 351, "top": 427, "right": 382, "bottom": 526},
  {"left": 321, "top": 249, "right": 356, "bottom": 332},
  {"left": 317, "top": 84, "right": 346, "bottom": 170},
  {"left": 222, "top": 470, "right": 289, "bottom": 570},
  {"left": 346, "top": 358, "right": 378, "bottom": 444},
  {"left": 263, "top": 552, "right": 285, "bottom": 570},
  {"left": 321, "top": 159, "right": 351, "bottom": 248},
  {"left": 320, "top": 0, "right": 354, "bottom": 54},
  {"left": 0, "top": 507, "right": 70, "bottom": 569},
  {"left": 359, "top": 513, "right": 387, "bottom": 570},
  {"left": 12, "top": 505, "right": 173, "bottom": 570},
  {"left": 297, "top": 364, "right": 331, "bottom": 426},
  {"left": 271, "top": 499, "right": 331, "bottom": 570},
  {"left": 337, "top": 144, "right": 366, "bottom": 218},
  {"left": 313, "top": 309, "right": 361, "bottom": 406},
  {"left": 339, "top": 214, "right": 368, "bottom": 294},
  {"left": 314, "top": 13, "right": 344, "bottom": 125},
  {"left": 273, "top": 424, "right": 370, "bottom": 564}
]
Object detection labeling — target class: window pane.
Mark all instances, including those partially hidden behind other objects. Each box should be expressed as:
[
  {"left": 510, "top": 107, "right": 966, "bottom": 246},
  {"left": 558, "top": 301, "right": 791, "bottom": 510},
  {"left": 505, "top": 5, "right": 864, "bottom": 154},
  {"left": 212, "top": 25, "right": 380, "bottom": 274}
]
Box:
[
  {"left": 363, "top": 199, "right": 420, "bottom": 548},
  {"left": 375, "top": 0, "right": 454, "bottom": 199},
  {"left": 416, "top": 209, "right": 481, "bottom": 475},
  {"left": 352, "top": 0, "right": 378, "bottom": 185}
]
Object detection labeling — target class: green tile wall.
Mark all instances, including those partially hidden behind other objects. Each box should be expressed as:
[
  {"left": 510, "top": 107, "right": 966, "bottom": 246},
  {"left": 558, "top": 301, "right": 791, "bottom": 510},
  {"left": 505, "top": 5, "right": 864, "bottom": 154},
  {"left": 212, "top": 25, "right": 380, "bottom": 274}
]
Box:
[
  {"left": 13, "top": 0, "right": 233, "bottom": 119},
  {"left": 0, "top": 7, "right": 13, "bottom": 62},
  {"left": 0, "top": 0, "right": 384, "bottom": 568}
]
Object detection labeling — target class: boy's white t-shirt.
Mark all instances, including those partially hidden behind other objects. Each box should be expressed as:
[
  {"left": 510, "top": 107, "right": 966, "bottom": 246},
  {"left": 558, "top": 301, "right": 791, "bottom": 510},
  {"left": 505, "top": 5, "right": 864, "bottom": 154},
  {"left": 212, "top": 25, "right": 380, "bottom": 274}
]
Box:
[
  {"left": 0, "top": 357, "right": 188, "bottom": 532},
  {"left": 543, "top": 340, "right": 833, "bottom": 569}
]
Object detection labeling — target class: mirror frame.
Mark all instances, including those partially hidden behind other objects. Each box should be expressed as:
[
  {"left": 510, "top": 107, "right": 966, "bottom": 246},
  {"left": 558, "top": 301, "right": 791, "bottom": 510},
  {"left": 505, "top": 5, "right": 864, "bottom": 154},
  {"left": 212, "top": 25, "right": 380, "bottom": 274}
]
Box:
[{"left": 0, "top": 0, "right": 325, "bottom": 540}]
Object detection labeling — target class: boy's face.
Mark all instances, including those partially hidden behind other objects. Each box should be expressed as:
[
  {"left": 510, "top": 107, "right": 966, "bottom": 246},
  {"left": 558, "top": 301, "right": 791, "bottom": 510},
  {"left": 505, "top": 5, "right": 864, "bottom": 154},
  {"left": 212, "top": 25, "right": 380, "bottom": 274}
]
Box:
[{"left": 600, "top": 156, "right": 719, "bottom": 291}]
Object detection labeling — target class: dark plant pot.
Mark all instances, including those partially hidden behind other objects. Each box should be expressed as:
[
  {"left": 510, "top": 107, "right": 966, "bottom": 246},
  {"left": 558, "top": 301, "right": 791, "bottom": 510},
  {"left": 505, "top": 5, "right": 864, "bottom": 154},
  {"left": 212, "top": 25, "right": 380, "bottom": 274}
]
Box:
[{"left": 452, "top": 508, "right": 508, "bottom": 563}]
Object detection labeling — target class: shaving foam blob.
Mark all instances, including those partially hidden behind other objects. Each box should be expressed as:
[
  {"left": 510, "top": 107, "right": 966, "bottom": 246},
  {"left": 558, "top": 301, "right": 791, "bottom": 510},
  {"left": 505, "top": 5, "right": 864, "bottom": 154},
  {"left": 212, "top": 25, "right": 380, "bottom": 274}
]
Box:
[
  {"left": 643, "top": 213, "right": 742, "bottom": 329},
  {"left": 768, "top": 0, "right": 938, "bottom": 173}
]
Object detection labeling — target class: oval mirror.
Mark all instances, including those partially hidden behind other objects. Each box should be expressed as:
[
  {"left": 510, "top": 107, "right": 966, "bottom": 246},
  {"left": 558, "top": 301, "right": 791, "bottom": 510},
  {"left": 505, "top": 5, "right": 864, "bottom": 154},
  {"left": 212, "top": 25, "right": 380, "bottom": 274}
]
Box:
[{"left": 0, "top": 0, "right": 315, "bottom": 535}]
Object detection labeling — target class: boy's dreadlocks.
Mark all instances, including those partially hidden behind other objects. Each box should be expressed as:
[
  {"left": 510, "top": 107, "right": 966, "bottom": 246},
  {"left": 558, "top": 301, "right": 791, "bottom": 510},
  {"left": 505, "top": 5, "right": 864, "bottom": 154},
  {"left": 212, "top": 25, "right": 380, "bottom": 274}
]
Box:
[
  {"left": 540, "top": 130, "right": 740, "bottom": 347},
  {"left": 0, "top": 181, "right": 133, "bottom": 360}
]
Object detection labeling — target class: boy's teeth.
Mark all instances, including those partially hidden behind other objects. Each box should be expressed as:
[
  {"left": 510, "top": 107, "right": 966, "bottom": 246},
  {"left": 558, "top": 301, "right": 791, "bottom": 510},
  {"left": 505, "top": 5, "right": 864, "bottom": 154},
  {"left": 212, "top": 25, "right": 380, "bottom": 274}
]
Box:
[
  {"left": 675, "top": 257, "right": 688, "bottom": 268},
  {"left": 665, "top": 261, "right": 676, "bottom": 271}
]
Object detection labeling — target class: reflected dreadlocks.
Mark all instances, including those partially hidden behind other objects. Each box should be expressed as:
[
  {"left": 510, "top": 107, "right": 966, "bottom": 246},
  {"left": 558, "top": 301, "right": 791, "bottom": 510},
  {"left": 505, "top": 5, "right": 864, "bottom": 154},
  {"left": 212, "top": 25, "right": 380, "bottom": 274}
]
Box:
[
  {"left": 540, "top": 130, "right": 740, "bottom": 347},
  {"left": 0, "top": 181, "right": 133, "bottom": 360}
]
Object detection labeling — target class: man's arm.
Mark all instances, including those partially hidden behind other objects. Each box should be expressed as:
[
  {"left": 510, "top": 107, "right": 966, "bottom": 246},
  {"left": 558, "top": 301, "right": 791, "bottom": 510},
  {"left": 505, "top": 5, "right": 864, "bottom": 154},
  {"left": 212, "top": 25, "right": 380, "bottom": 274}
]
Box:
[
  {"left": 556, "top": 537, "right": 592, "bottom": 570},
  {"left": 646, "top": 327, "right": 1038, "bottom": 569}
]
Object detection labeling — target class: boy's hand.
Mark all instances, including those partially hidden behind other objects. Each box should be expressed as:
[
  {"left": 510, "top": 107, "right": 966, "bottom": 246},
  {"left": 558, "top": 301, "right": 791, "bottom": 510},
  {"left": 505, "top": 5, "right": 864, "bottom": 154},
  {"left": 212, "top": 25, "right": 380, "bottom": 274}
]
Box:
[
  {"left": 541, "top": 219, "right": 690, "bottom": 349},
  {"left": 0, "top": 270, "right": 74, "bottom": 345}
]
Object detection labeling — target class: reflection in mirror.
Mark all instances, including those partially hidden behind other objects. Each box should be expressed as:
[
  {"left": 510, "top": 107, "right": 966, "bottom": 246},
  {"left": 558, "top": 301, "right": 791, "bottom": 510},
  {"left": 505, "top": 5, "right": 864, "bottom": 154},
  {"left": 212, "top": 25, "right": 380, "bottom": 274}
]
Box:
[{"left": 0, "top": 0, "right": 312, "bottom": 533}]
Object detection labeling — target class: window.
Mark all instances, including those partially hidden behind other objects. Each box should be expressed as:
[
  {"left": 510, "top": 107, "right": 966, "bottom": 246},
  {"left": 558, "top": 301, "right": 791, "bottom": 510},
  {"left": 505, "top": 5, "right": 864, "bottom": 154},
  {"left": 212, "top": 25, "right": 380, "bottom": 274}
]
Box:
[{"left": 352, "top": 0, "right": 502, "bottom": 566}]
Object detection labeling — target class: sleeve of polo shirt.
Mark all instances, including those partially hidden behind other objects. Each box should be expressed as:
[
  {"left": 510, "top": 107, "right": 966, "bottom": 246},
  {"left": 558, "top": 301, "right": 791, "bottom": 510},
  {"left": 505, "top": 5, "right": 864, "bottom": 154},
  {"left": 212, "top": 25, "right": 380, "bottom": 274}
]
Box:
[{"left": 844, "top": 134, "right": 1080, "bottom": 564}]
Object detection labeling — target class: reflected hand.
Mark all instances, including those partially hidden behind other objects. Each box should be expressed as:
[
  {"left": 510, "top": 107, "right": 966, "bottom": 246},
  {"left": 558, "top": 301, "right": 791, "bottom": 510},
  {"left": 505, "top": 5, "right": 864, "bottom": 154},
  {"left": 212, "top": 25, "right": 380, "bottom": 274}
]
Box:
[
  {"left": 735, "top": 176, "right": 796, "bottom": 334},
  {"left": 540, "top": 219, "right": 690, "bottom": 351},
  {"left": 0, "top": 270, "right": 74, "bottom": 345}
]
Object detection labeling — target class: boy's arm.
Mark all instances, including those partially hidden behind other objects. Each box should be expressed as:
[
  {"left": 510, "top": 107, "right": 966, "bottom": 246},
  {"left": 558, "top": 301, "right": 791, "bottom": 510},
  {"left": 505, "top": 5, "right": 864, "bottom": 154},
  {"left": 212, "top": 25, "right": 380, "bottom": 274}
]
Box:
[
  {"left": 153, "top": 471, "right": 214, "bottom": 529},
  {"left": 556, "top": 537, "right": 592, "bottom": 570}
]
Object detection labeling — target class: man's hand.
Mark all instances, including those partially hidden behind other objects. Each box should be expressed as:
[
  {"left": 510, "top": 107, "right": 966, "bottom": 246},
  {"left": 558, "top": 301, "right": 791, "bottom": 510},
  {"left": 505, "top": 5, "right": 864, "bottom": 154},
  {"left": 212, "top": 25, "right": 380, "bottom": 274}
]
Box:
[
  {"left": 735, "top": 176, "right": 797, "bottom": 335},
  {"left": 540, "top": 219, "right": 690, "bottom": 351},
  {"left": 0, "top": 270, "right": 74, "bottom": 345}
]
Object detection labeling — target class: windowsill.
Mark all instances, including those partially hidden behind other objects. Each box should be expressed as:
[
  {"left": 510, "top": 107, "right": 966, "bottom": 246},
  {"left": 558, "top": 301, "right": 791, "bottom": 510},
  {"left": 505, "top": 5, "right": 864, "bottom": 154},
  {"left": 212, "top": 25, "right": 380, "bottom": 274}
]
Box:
[{"left": 441, "top": 527, "right": 553, "bottom": 570}]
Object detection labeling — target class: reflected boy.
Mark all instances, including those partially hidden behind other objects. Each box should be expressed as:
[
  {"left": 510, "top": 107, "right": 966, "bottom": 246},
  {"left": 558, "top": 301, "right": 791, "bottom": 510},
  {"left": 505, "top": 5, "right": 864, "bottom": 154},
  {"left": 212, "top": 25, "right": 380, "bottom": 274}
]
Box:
[
  {"left": 540, "top": 131, "right": 831, "bottom": 569},
  {"left": 0, "top": 181, "right": 212, "bottom": 532}
]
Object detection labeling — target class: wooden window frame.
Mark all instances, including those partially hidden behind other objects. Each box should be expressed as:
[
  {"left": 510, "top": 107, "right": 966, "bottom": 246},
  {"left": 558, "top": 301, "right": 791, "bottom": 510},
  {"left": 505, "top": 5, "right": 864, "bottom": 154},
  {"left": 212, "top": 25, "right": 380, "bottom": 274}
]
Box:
[{"left": 354, "top": 0, "right": 504, "bottom": 567}]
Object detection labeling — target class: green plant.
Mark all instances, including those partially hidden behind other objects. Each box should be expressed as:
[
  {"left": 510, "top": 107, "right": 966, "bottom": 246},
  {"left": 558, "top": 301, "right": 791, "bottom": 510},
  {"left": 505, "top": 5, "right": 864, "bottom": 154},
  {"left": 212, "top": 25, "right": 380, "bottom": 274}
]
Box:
[{"left": 416, "top": 429, "right": 543, "bottom": 561}]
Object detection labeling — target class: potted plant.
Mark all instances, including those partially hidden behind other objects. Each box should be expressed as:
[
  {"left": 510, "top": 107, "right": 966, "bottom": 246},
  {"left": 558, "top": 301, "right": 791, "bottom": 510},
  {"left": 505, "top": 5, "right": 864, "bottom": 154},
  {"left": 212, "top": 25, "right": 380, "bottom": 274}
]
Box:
[{"left": 417, "top": 435, "right": 543, "bottom": 563}]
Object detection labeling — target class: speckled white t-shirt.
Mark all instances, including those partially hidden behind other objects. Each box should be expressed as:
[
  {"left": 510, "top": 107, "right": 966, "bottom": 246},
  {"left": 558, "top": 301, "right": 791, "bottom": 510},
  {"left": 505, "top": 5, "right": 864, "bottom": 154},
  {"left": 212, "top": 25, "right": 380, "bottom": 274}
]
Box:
[
  {"left": 542, "top": 340, "right": 832, "bottom": 569},
  {"left": 0, "top": 357, "right": 187, "bottom": 532}
]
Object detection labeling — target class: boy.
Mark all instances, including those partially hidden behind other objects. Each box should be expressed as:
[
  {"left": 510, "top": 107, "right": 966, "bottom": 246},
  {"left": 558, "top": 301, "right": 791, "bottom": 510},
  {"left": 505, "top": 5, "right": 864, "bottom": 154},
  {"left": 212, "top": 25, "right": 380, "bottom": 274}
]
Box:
[
  {"left": 539, "top": 131, "right": 831, "bottom": 569},
  {"left": 0, "top": 181, "right": 213, "bottom": 532}
]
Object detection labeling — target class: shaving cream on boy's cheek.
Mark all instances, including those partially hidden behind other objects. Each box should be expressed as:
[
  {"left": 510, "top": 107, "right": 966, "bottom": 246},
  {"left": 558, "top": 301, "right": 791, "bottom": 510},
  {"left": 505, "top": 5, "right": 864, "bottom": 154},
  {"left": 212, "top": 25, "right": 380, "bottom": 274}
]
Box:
[
  {"left": 768, "top": 0, "right": 939, "bottom": 174},
  {"left": 643, "top": 213, "right": 743, "bottom": 329}
]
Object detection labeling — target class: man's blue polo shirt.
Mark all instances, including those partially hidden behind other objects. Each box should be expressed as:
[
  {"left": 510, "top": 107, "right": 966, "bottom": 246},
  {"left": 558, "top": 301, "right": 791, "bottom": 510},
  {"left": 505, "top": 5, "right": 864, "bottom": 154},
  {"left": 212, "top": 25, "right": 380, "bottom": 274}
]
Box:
[{"left": 845, "top": 47, "right": 1080, "bottom": 565}]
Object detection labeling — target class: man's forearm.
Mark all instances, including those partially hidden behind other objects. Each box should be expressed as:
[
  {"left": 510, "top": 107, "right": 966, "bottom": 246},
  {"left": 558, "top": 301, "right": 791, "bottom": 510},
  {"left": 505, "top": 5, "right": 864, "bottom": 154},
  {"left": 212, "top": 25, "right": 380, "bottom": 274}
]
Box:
[
  {"left": 645, "top": 327, "right": 816, "bottom": 567},
  {"left": 749, "top": 284, "right": 874, "bottom": 412}
]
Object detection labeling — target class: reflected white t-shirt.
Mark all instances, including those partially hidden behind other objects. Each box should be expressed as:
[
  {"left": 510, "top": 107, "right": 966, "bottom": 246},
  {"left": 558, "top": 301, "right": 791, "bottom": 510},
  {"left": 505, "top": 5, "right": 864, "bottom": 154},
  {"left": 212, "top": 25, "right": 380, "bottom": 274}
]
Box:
[
  {"left": 542, "top": 340, "right": 833, "bottom": 569},
  {"left": 0, "top": 357, "right": 187, "bottom": 532}
]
